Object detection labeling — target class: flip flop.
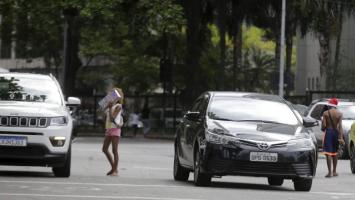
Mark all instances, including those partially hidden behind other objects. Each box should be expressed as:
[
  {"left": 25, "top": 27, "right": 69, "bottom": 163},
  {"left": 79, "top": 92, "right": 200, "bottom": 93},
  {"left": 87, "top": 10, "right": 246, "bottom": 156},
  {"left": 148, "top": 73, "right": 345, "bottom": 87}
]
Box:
[
  {"left": 333, "top": 173, "right": 338, "bottom": 177},
  {"left": 325, "top": 174, "right": 332, "bottom": 178},
  {"left": 106, "top": 170, "right": 113, "bottom": 176}
]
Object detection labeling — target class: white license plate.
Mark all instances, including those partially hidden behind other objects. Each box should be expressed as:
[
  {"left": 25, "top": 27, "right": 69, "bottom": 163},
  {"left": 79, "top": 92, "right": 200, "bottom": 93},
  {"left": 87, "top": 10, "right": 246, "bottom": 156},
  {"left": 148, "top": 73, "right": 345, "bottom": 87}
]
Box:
[
  {"left": 250, "top": 152, "right": 278, "bottom": 162},
  {"left": 0, "top": 136, "right": 27, "bottom": 147}
]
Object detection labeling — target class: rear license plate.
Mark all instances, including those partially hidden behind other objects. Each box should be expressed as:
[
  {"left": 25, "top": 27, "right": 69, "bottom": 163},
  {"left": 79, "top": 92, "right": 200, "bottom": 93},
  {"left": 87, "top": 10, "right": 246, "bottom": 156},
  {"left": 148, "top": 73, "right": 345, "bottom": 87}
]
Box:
[
  {"left": 0, "top": 136, "right": 27, "bottom": 147},
  {"left": 250, "top": 152, "right": 278, "bottom": 162}
]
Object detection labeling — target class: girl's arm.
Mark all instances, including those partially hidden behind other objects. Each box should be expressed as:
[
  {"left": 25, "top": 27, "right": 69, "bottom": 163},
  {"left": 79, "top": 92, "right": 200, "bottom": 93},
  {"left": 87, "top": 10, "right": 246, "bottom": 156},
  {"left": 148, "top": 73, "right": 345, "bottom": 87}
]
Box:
[{"left": 111, "top": 104, "right": 121, "bottom": 119}]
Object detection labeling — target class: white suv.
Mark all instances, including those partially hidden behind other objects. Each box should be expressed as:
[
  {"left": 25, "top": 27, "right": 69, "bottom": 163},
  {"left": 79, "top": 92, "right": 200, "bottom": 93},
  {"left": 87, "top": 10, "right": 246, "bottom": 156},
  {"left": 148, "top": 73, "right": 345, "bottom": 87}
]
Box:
[{"left": 0, "top": 73, "right": 80, "bottom": 177}]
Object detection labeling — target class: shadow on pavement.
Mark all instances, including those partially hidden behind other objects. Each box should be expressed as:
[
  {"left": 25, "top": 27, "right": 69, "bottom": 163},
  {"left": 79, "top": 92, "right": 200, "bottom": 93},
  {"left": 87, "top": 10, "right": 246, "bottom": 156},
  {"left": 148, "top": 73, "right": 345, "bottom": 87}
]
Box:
[
  {"left": 162, "top": 178, "right": 293, "bottom": 191},
  {"left": 208, "top": 181, "right": 294, "bottom": 191},
  {"left": 0, "top": 170, "right": 54, "bottom": 178}
]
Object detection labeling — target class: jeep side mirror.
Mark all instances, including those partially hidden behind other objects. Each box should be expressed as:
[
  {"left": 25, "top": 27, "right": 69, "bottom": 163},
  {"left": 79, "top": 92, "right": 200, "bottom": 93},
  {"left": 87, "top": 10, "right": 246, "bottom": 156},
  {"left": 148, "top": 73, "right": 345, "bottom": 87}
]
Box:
[{"left": 66, "top": 97, "right": 81, "bottom": 106}]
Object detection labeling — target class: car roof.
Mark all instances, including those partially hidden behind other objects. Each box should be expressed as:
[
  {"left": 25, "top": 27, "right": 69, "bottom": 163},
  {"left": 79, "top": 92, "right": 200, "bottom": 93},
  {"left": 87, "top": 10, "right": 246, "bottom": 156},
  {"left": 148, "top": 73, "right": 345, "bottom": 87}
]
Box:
[
  {"left": 311, "top": 99, "right": 355, "bottom": 106},
  {"left": 208, "top": 91, "right": 284, "bottom": 102},
  {"left": 0, "top": 72, "right": 52, "bottom": 80}
]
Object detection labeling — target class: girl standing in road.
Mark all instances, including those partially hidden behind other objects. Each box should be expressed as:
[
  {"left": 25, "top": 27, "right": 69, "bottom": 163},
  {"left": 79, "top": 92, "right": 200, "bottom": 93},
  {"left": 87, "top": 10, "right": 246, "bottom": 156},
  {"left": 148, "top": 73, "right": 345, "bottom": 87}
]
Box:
[{"left": 102, "top": 88, "right": 124, "bottom": 176}]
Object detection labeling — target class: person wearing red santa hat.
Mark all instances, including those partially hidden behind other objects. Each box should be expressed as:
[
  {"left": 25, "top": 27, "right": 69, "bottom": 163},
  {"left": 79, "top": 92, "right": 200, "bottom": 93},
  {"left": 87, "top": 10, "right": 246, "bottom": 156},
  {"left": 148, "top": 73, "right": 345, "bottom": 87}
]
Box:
[{"left": 321, "top": 98, "right": 345, "bottom": 178}]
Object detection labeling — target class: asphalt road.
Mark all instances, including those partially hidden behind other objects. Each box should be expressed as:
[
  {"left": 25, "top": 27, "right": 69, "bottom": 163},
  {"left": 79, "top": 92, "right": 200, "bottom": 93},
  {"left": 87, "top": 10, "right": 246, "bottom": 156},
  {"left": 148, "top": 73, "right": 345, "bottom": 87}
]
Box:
[{"left": 0, "top": 137, "right": 354, "bottom": 200}]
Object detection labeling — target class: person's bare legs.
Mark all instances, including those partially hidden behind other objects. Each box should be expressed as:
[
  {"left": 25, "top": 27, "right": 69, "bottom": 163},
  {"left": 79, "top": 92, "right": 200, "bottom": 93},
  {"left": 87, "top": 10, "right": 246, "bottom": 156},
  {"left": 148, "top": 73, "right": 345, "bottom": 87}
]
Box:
[
  {"left": 110, "top": 136, "right": 120, "bottom": 176},
  {"left": 102, "top": 136, "right": 114, "bottom": 175},
  {"left": 332, "top": 155, "right": 338, "bottom": 176},
  {"left": 325, "top": 155, "right": 332, "bottom": 177}
]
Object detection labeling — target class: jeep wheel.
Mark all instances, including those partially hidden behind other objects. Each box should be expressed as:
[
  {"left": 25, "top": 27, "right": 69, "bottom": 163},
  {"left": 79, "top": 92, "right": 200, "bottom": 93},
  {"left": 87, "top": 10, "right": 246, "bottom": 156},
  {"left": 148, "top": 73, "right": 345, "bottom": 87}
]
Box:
[
  {"left": 53, "top": 145, "right": 71, "bottom": 177},
  {"left": 173, "top": 146, "right": 190, "bottom": 181},
  {"left": 293, "top": 178, "right": 312, "bottom": 191},
  {"left": 193, "top": 148, "right": 211, "bottom": 186}
]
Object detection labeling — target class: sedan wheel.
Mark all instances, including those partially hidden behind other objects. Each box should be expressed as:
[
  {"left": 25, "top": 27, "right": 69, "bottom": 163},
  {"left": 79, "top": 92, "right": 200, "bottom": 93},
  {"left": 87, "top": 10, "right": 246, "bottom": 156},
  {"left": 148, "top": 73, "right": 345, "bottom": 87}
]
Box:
[
  {"left": 293, "top": 178, "right": 312, "bottom": 191},
  {"left": 173, "top": 147, "right": 190, "bottom": 181},
  {"left": 268, "top": 177, "right": 284, "bottom": 186},
  {"left": 193, "top": 148, "right": 211, "bottom": 186},
  {"left": 350, "top": 146, "right": 355, "bottom": 174}
]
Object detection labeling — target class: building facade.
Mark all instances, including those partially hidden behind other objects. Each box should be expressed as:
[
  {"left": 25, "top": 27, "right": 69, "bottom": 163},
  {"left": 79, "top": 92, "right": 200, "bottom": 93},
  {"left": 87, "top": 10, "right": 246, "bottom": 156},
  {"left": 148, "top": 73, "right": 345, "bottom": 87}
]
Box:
[{"left": 295, "top": 15, "right": 355, "bottom": 95}]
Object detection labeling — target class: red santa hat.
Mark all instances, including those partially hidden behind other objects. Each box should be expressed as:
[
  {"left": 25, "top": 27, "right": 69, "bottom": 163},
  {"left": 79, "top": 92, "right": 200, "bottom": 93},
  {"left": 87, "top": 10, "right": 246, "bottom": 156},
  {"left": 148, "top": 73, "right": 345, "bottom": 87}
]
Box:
[{"left": 328, "top": 98, "right": 338, "bottom": 107}]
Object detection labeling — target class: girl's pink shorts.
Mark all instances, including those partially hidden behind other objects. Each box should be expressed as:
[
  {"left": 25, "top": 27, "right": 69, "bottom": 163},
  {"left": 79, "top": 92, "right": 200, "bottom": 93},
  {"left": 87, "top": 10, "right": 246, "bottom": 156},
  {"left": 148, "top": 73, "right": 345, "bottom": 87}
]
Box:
[{"left": 105, "top": 128, "right": 121, "bottom": 137}]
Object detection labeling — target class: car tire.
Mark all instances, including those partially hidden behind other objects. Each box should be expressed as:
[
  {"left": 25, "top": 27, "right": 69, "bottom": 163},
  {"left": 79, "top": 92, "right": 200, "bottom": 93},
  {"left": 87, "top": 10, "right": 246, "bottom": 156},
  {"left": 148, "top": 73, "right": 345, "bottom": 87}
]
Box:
[
  {"left": 350, "top": 146, "right": 355, "bottom": 174},
  {"left": 194, "top": 148, "right": 211, "bottom": 187},
  {"left": 293, "top": 178, "right": 312, "bottom": 191},
  {"left": 53, "top": 145, "right": 71, "bottom": 177},
  {"left": 173, "top": 146, "right": 190, "bottom": 181},
  {"left": 338, "top": 144, "right": 349, "bottom": 160},
  {"left": 268, "top": 177, "right": 284, "bottom": 186}
]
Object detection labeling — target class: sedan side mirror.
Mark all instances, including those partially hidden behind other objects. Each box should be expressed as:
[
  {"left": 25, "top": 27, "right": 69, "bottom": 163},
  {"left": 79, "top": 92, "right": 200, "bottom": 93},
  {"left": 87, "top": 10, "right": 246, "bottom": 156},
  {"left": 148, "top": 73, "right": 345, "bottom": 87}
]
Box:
[
  {"left": 303, "top": 117, "right": 319, "bottom": 128},
  {"left": 185, "top": 111, "right": 201, "bottom": 121}
]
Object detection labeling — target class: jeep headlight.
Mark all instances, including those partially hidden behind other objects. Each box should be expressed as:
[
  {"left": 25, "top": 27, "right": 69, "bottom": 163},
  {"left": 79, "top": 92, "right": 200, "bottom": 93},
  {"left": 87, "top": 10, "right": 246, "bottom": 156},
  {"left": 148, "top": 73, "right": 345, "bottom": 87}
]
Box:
[{"left": 50, "top": 116, "right": 68, "bottom": 126}]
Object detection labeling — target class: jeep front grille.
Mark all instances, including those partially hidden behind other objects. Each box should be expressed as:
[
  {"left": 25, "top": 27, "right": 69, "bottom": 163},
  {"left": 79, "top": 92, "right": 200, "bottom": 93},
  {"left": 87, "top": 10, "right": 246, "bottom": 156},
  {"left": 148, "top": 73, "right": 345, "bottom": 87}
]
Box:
[{"left": 0, "top": 116, "right": 48, "bottom": 128}]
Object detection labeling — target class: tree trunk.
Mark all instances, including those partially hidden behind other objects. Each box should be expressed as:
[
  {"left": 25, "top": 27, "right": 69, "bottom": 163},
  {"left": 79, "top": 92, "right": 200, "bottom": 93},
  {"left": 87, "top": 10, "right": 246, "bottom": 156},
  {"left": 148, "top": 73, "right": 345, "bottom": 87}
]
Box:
[
  {"left": 232, "top": 0, "right": 242, "bottom": 91},
  {"left": 285, "top": 1, "right": 295, "bottom": 96},
  {"left": 285, "top": 34, "right": 292, "bottom": 96},
  {"left": 63, "top": 10, "right": 81, "bottom": 97},
  {"left": 318, "top": 31, "right": 330, "bottom": 90},
  {"left": 333, "top": 5, "right": 344, "bottom": 90},
  {"left": 273, "top": 7, "right": 281, "bottom": 94},
  {"left": 217, "top": 0, "right": 226, "bottom": 90},
  {"left": 233, "top": 22, "right": 242, "bottom": 91},
  {"left": 182, "top": 0, "right": 202, "bottom": 107}
]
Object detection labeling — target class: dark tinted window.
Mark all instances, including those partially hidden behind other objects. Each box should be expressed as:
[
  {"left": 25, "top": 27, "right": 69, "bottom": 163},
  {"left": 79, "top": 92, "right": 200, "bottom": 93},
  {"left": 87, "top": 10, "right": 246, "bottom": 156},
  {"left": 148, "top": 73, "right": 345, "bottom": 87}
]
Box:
[
  {"left": 191, "top": 99, "right": 202, "bottom": 112},
  {"left": 208, "top": 96, "right": 299, "bottom": 125},
  {"left": 310, "top": 104, "right": 326, "bottom": 120}
]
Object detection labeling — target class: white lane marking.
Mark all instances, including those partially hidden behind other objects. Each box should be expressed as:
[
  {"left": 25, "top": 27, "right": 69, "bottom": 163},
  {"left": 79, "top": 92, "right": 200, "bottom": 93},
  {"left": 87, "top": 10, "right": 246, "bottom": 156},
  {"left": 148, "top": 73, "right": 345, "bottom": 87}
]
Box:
[
  {"left": 132, "top": 166, "right": 171, "bottom": 171},
  {"left": 0, "top": 193, "right": 202, "bottom": 200},
  {"left": 311, "top": 192, "right": 354, "bottom": 196},
  {"left": 0, "top": 180, "right": 187, "bottom": 188}
]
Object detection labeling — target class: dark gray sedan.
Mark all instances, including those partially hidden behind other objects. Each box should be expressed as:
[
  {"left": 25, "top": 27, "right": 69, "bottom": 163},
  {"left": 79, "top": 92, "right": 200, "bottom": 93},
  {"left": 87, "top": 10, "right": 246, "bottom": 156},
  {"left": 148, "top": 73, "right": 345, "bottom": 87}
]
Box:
[{"left": 173, "top": 92, "right": 318, "bottom": 191}]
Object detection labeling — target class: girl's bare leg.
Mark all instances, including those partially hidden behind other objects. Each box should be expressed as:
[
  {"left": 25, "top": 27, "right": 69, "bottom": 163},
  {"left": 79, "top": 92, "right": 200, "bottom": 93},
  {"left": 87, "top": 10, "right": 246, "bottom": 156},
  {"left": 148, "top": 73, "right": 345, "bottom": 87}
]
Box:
[
  {"left": 110, "top": 136, "right": 120, "bottom": 176},
  {"left": 102, "top": 136, "right": 114, "bottom": 175}
]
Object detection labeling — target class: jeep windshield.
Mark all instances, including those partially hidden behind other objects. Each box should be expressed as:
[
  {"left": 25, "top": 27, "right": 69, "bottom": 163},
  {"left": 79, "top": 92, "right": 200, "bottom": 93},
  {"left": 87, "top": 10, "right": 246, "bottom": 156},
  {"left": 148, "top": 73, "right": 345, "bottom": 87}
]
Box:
[{"left": 0, "top": 76, "right": 62, "bottom": 105}]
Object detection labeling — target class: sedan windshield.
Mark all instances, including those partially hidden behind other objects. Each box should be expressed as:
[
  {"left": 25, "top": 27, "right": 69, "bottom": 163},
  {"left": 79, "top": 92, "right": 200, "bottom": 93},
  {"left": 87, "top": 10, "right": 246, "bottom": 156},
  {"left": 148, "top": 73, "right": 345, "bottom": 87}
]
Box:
[
  {"left": 338, "top": 106, "right": 355, "bottom": 119},
  {"left": 0, "top": 76, "right": 62, "bottom": 105},
  {"left": 208, "top": 97, "right": 300, "bottom": 125}
]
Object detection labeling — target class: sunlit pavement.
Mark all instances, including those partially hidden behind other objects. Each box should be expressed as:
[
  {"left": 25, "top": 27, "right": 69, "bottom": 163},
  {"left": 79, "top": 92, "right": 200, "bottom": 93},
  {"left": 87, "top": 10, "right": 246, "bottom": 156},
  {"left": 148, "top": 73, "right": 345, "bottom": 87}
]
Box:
[{"left": 0, "top": 137, "right": 354, "bottom": 200}]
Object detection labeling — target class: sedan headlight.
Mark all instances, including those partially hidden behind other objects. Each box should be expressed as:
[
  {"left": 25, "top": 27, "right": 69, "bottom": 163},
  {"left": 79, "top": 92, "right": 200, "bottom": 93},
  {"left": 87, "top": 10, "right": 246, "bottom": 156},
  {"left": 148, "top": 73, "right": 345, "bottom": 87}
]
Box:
[
  {"left": 206, "top": 128, "right": 238, "bottom": 144},
  {"left": 287, "top": 138, "right": 314, "bottom": 149},
  {"left": 50, "top": 116, "right": 68, "bottom": 126}
]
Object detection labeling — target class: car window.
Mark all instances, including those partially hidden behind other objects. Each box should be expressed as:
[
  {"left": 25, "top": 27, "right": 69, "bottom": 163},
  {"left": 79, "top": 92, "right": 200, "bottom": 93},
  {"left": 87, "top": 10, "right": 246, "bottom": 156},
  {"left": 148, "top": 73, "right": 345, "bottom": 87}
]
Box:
[
  {"left": 197, "top": 94, "right": 210, "bottom": 115},
  {"left": 310, "top": 104, "right": 326, "bottom": 120},
  {"left": 0, "top": 76, "right": 62, "bottom": 105},
  {"left": 191, "top": 98, "right": 203, "bottom": 112},
  {"left": 208, "top": 96, "right": 300, "bottom": 125},
  {"left": 338, "top": 106, "right": 355, "bottom": 119}
]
